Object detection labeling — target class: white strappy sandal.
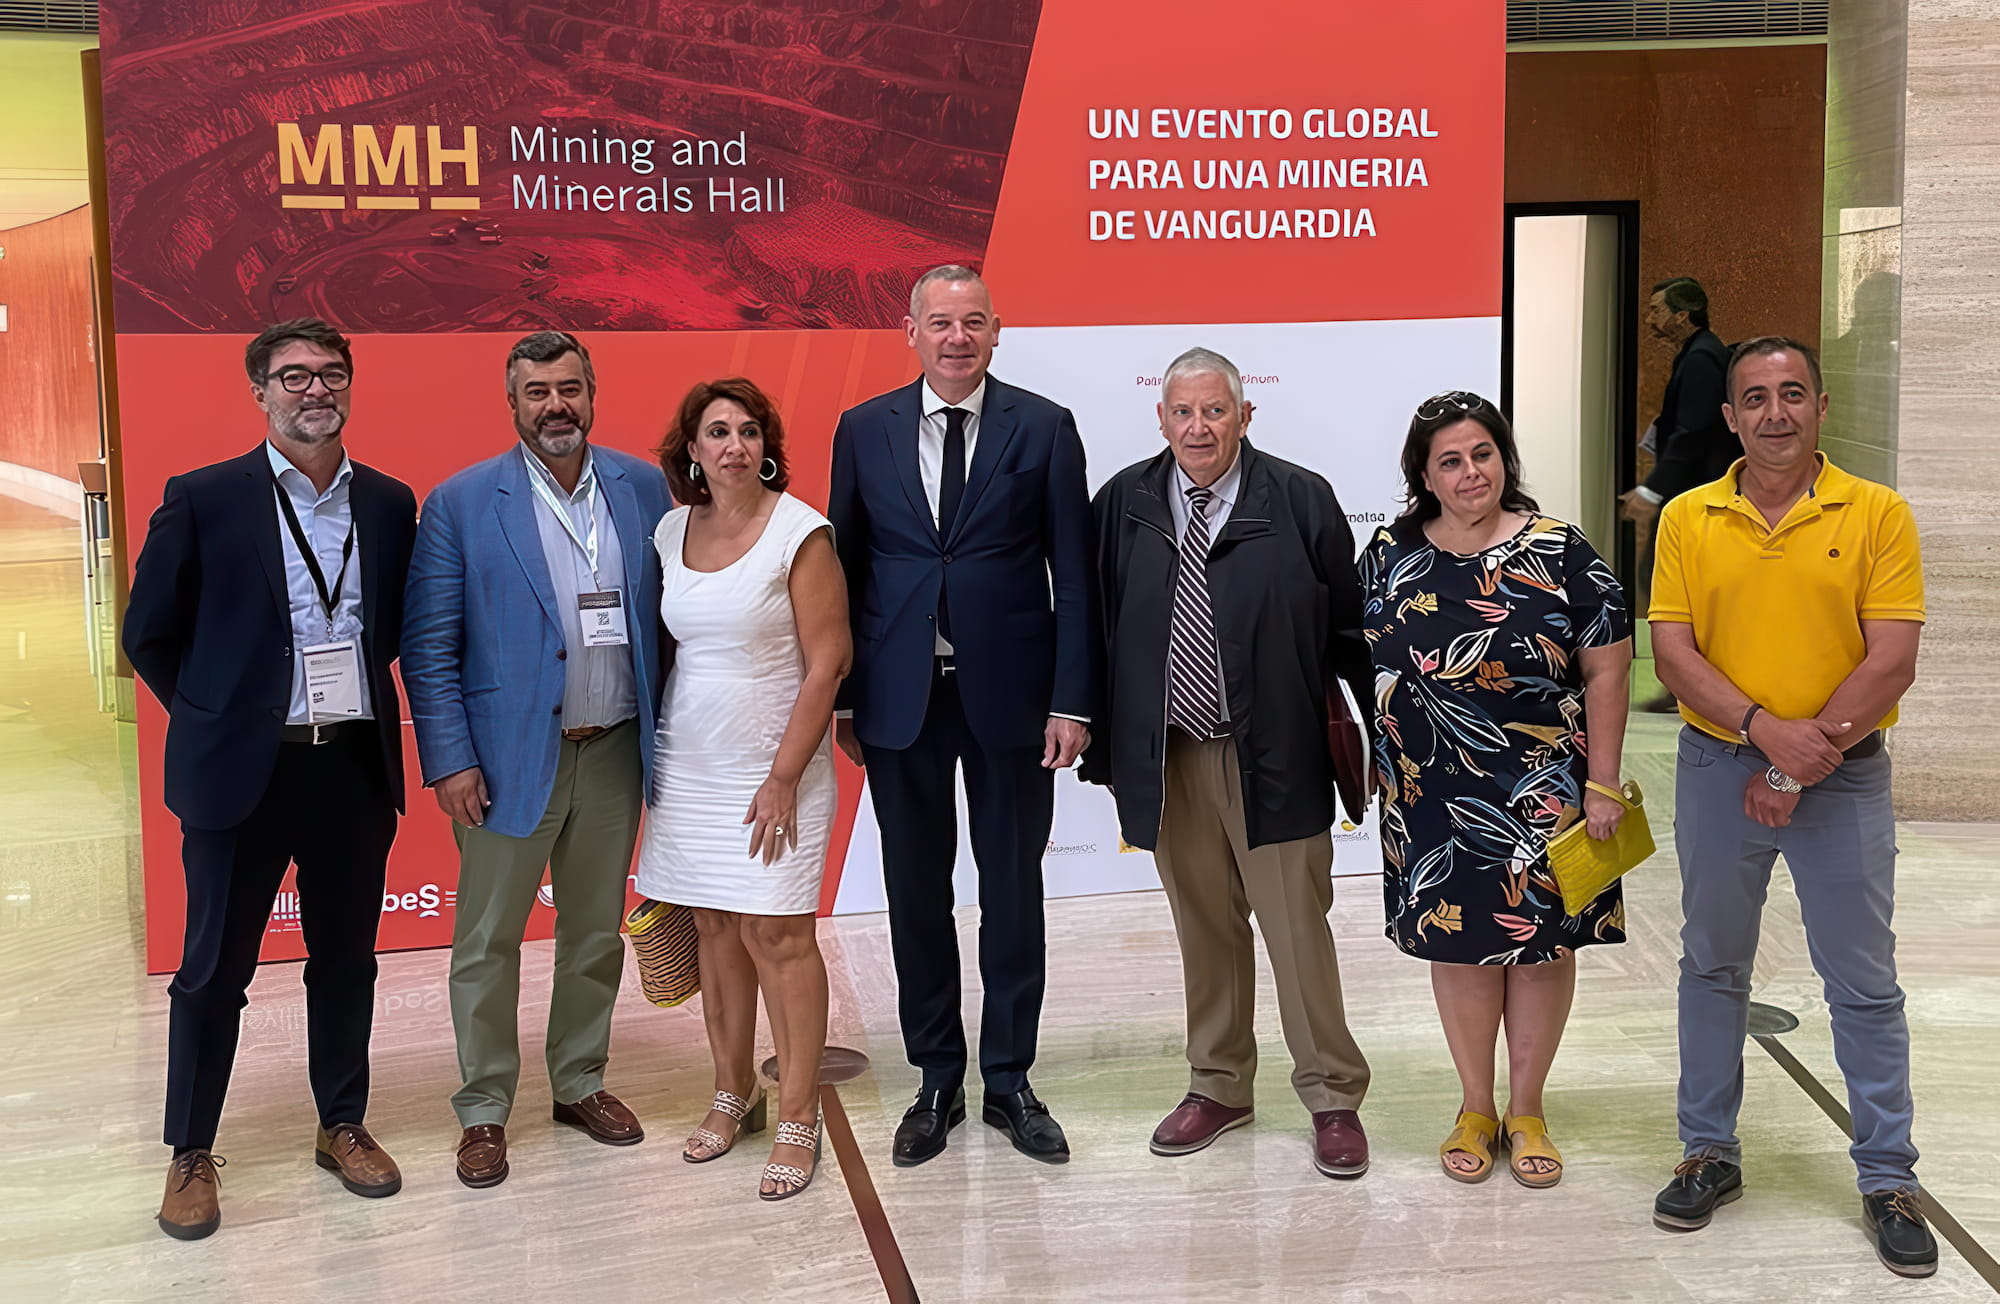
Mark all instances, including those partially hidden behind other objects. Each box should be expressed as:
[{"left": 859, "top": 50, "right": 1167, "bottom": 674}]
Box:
[
  {"left": 683, "top": 1087, "right": 768, "bottom": 1163},
  {"left": 759, "top": 1117, "right": 822, "bottom": 1201}
]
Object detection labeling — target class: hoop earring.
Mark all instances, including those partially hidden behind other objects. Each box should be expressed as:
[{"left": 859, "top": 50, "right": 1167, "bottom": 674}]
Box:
[
  {"left": 759, "top": 457, "right": 778, "bottom": 482},
  {"left": 688, "top": 462, "right": 703, "bottom": 481}
]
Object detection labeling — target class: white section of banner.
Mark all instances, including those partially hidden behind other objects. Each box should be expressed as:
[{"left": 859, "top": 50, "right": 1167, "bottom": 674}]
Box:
[{"left": 831, "top": 315, "right": 1499, "bottom": 916}]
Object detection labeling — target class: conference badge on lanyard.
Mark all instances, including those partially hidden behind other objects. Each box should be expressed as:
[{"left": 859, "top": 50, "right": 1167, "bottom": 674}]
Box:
[
  {"left": 525, "top": 450, "right": 630, "bottom": 648},
  {"left": 274, "top": 477, "right": 364, "bottom": 723},
  {"left": 579, "top": 591, "right": 629, "bottom": 647}
]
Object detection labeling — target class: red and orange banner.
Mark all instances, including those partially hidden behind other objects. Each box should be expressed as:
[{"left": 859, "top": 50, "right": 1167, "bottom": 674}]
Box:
[{"left": 102, "top": 0, "right": 1503, "bottom": 971}]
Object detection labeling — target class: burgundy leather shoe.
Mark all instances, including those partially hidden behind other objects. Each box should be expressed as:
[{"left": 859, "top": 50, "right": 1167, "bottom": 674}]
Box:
[
  {"left": 1150, "top": 1093, "right": 1254, "bottom": 1156},
  {"left": 455, "top": 1124, "right": 509, "bottom": 1189},
  {"left": 1311, "top": 1108, "right": 1369, "bottom": 1179},
  {"left": 553, "top": 1090, "right": 644, "bottom": 1146}
]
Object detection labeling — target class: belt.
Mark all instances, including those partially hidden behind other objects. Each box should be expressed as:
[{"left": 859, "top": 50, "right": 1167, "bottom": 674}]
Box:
[
  {"left": 1846, "top": 729, "right": 1886, "bottom": 760},
  {"left": 562, "top": 724, "right": 610, "bottom": 742},
  {"left": 280, "top": 719, "right": 367, "bottom": 746}
]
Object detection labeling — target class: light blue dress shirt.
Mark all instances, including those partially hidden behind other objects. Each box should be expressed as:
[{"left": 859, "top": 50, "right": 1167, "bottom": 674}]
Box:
[
  {"left": 267, "top": 441, "right": 372, "bottom": 724},
  {"left": 522, "top": 445, "right": 637, "bottom": 731}
]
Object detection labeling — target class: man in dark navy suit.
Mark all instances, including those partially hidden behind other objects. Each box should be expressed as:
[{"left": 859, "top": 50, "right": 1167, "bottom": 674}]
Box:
[
  {"left": 124, "top": 319, "right": 417, "bottom": 1240},
  {"left": 829, "top": 266, "right": 1101, "bottom": 1166}
]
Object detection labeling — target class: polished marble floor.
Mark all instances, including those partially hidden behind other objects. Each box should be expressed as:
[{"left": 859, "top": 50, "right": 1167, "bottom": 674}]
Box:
[{"left": 2, "top": 498, "right": 1996, "bottom": 1302}]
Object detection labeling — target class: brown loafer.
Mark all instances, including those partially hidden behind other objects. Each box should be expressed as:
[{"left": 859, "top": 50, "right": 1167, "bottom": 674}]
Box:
[
  {"left": 314, "top": 1123, "right": 402, "bottom": 1198},
  {"left": 158, "top": 1150, "right": 225, "bottom": 1241},
  {"left": 553, "top": 1090, "right": 644, "bottom": 1146},
  {"left": 456, "top": 1124, "right": 509, "bottom": 1189},
  {"left": 1311, "top": 1108, "right": 1370, "bottom": 1179},
  {"left": 1149, "top": 1093, "right": 1254, "bottom": 1156}
]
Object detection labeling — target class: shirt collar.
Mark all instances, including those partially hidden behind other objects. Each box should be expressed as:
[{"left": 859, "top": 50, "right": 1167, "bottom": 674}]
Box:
[
  {"left": 1703, "top": 450, "right": 1851, "bottom": 508},
  {"left": 920, "top": 377, "right": 987, "bottom": 422},
  {"left": 1174, "top": 445, "right": 1244, "bottom": 509},
  {"left": 520, "top": 442, "right": 596, "bottom": 501},
  {"left": 265, "top": 440, "right": 353, "bottom": 498}
]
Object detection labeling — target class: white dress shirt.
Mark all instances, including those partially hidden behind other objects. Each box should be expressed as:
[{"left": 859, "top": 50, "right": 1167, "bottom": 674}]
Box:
[
  {"left": 267, "top": 441, "right": 371, "bottom": 724},
  {"left": 1167, "top": 448, "right": 1244, "bottom": 725},
  {"left": 919, "top": 378, "right": 984, "bottom": 656}
]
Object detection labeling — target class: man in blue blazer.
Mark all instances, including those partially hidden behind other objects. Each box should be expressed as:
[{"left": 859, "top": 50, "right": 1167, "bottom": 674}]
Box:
[
  {"left": 830, "top": 266, "right": 1101, "bottom": 1166},
  {"left": 125, "top": 318, "right": 417, "bottom": 1239},
  {"left": 402, "top": 331, "right": 670, "bottom": 1188}
]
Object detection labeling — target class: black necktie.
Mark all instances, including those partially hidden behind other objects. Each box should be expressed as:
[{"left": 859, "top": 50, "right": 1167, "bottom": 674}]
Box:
[
  {"left": 938, "top": 406, "right": 968, "bottom": 539},
  {"left": 936, "top": 406, "right": 968, "bottom": 644}
]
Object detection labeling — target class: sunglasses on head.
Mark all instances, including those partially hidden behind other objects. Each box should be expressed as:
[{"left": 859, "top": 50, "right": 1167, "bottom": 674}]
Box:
[{"left": 1415, "top": 390, "right": 1490, "bottom": 422}]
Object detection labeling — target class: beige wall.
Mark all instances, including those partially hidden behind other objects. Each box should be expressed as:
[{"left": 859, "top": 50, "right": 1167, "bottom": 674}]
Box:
[
  {"left": 1507, "top": 46, "right": 1827, "bottom": 438},
  {"left": 1891, "top": 2, "right": 2000, "bottom": 819},
  {"left": 0, "top": 34, "right": 95, "bottom": 230}
]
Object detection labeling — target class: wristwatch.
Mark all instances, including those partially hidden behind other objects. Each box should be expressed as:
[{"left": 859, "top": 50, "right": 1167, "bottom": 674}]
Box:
[
  {"left": 1738, "top": 703, "right": 1763, "bottom": 745},
  {"left": 1765, "top": 766, "right": 1803, "bottom": 795}
]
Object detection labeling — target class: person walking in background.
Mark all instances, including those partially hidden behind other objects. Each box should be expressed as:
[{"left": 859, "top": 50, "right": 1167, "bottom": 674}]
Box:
[
  {"left": 124, "top": 318, "right": 417, "bottom": 1239},
  {"left": 1620, "top": 277, "right": 1734, "bottom": 712},
  {"left": 634, "top": 378, "right": 850, "bottom": 1201},
  {"left": 402, "top": 331, "right": 671, "bottom": 1189},
  {"left": 827, "top": 265, "right": 1101, "bottom": 1167},
  {"left": 1361, "top": 391, "right": 1633, "bottom": 1189},
  {"left": 1084, "top": 347, "right": 1376, "bottom": 1180},
  {"left": 1648, "top": 338, "right": 1933, "bottom": 1279}
]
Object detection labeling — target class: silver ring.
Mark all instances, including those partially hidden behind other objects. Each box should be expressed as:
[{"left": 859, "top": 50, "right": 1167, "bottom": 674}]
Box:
[{"left": 774, "top": 825, "right": 785, "bottom": 837}]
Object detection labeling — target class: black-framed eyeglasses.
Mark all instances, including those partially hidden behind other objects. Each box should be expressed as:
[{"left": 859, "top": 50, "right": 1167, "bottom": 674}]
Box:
[
  {"left": 1415, "top": 390, "right": 1488, "bottom": 422},
  {"left": 267, "top": 365, "right": 352, "bottom": 393}
]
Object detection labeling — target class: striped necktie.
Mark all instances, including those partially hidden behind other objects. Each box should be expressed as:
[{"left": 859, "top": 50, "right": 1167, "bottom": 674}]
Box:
[{"left": 1167, "top": 485, "right": 1224, "bottom": 738}]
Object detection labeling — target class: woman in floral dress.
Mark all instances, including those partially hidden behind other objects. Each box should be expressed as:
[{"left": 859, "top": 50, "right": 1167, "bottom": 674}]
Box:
[{"left": 1359, "top": 392, "right": 1634, "bottom": 1188}]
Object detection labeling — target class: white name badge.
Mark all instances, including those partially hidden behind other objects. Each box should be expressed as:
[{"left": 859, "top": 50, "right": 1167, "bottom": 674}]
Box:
[
  {"left": 303, "top": 640, "right": 364, "bottom": 721},
  {"left": 578, "top": 590, "right": 629, "bottom": 647}
]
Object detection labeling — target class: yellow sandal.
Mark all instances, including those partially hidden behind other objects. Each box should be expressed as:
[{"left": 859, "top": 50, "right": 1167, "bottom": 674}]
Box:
[
  {"left": 1439, "top": 1110, "right": 1501, "bottom": 1183},
  {"left": 1502, "top": 1114, "right": 1564, "bottom": 1189}
]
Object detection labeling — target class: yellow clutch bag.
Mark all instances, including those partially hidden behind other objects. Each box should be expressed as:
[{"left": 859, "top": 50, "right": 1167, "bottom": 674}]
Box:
[
  {"left": 1546, "top": 780, "right": 1655, "bottom": 917},
  {"left": 626, "top": 899, "right": 701, "bottom": 1008}
]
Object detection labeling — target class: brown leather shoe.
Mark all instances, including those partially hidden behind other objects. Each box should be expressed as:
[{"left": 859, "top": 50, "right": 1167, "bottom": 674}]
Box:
[
  {"left": 1150, "top": 1093, "right": 1254, "bottom": 1156},
  {"left": 553, "top": 1090, "right": 644, "bottom": 1146},
  {"left": 1312, "top": 1108, "right": 1370, "bottom": 1179},
  {"left": 158, "top": 1150, "right": 224, "bottom": 1240},
  {"left": 456, "top": 1124, "right": 509, "bottom": 1188},
  {"left": 314, "top": 1123, "right": 402, "bottom": 1198}
]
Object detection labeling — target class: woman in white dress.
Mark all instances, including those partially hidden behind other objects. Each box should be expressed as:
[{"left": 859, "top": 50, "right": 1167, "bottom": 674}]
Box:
[{"left": 636, "top": 377, "right": 850, "bottom": 1201}]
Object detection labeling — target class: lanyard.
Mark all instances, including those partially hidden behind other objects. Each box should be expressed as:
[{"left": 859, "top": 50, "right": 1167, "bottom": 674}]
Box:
[
  {"left": 272, "top": 475, "right": 354, "bottom": 642},
  {"left": 523, "top": 449, "right": 603, "bottom": 586}
]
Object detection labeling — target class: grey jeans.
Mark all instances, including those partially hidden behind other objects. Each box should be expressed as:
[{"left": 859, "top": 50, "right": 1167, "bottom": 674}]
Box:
[{"left": 1673, "top": 726, "right": 1917, "bottom": 1192}]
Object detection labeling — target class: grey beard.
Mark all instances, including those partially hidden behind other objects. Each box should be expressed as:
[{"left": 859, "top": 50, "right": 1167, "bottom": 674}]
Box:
[{"left": 272, "top": 407, "right": 345, "bottom": 445}]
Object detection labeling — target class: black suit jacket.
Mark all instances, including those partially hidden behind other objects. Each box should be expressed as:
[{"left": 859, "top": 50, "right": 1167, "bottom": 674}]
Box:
[
  {"left": 1081, "top": 441, "right": 1372, "bottom": 851},
  {"left": 1643, "top": 328, "right": 1737, "bottom": 502},
  {"left": 828, "top": 376, "right": 1101, "bottom": 751},
  {"left": 123, "top": 445, "right": 418, "bottom": 830}
]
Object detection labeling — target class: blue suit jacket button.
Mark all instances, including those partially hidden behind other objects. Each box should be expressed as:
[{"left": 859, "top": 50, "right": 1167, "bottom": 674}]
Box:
[{"left": 943, "top": 554, "right": 954, "bottom": 564}]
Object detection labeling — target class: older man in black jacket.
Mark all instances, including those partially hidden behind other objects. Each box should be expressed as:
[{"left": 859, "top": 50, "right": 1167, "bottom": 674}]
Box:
[{"left": 1082, "top": 347, "right": 1374, "bottom": 1179}]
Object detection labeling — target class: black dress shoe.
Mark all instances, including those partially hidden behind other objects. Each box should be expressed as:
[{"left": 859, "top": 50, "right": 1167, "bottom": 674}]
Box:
[
  {"left": 1653, "top": 1156, "right": 1743, "bottom": 1231},
  {"left": 1863, "top": 1189, "right": 1939, "bottom": 1278},
  {"left": 982, "top": 1086, "right": 1070, "bottom": 1164},
  {"left": 892, "top": 1085, "right": 966, "bottom": 1168}
]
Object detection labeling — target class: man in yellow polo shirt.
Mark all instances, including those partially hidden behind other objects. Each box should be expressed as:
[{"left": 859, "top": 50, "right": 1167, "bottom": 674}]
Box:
[{"left": 1646, "top": 336, "right": 1932, "bottom": 1279}]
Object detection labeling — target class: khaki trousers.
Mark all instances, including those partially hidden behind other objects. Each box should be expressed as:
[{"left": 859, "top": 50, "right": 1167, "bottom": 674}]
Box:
[
  {"left": 1154, "top": 732, "right": 1370, "bottom": 1113},
  {"left": 448, "top": 721, "right": 642, "bottom": 1126}
]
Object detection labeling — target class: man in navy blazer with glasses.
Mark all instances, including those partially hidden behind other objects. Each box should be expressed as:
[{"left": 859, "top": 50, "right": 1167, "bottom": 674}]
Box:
[
  {"left": 829, "top": 265, "right": 1101, "bottom": 1168},
  {"left": 125, "top": 318, "right": 417, "bottom": 1241}
]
